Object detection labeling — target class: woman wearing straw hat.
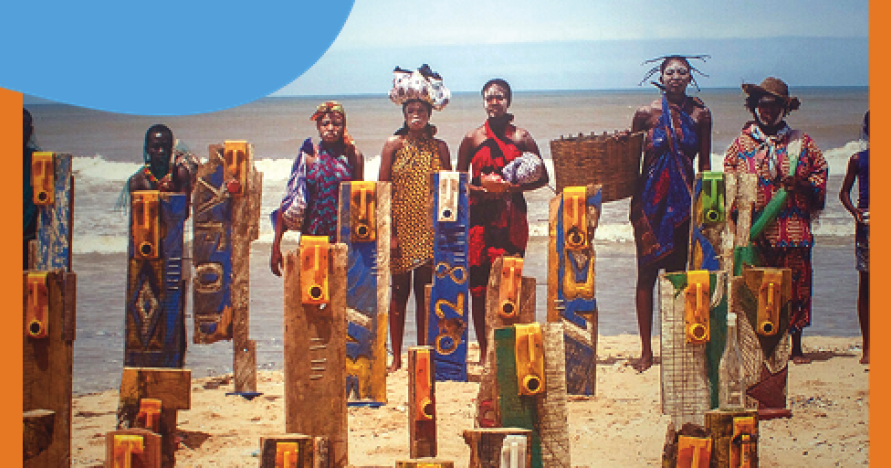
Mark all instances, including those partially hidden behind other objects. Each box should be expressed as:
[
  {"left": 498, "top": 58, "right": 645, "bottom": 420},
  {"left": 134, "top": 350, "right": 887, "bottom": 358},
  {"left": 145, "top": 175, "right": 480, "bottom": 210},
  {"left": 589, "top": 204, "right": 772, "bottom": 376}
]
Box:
[
  {"left": 379, "top": 65, "right": 452, "bottom": 372},
  {"left": 724, "top": 77, "right": 828, "bottom": 365},
  {"left": 629, "top": 55, "right": 713, "bottom": 372}
]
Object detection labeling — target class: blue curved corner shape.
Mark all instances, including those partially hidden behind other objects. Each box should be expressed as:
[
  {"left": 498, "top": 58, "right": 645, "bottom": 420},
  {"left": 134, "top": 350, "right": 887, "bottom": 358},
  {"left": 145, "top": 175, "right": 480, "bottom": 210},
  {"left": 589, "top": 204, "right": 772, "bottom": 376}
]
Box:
[{"left": 1, "top": 1, "right": 354, "bottom": 115}]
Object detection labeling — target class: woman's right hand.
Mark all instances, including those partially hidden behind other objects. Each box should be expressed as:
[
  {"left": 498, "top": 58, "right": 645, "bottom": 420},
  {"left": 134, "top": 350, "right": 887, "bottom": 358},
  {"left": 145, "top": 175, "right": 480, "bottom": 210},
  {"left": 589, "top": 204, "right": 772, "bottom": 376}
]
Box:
[{"left": 270, "top": 245, "right": 284, "bottom": 277}]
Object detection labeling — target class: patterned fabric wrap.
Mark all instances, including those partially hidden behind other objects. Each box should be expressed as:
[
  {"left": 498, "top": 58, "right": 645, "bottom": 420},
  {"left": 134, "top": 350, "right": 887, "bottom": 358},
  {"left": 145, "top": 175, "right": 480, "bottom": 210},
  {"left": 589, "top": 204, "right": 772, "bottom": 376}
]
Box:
[
  {"left": 277, "top": 138, "right": 312, "bottom": 231},
  {"left": 629, "top": 95, "right": 699, "bottom": 267},
  {"left": 273, "top": 137, "right": 353, "bottom": 241},
  {"left": 304, "top": 142, "right": 353, "bottom": 240},
  {"left": 759, "top": 246, "right": 813, "bottom": 331},
  {"left": 390, "top": 135, "right": 442, "bottom": 275},
  {"left": 724, "top": 122, "right": 828, "bottom": 248},
  {"left": 467, "top": 120, "right": 529, "bottom": 297},
  {"left": 501, "top": 152, "right": 544, "bottom": 184}
]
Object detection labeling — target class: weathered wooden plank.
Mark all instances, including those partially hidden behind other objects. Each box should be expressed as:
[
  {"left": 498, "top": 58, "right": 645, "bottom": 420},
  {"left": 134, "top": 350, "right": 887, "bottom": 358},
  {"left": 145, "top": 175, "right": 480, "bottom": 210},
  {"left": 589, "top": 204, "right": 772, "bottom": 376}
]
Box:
[
  {"left": 462, "top": 428, "right": 533, "bottom": 468},
  {"left": 538, "top": 323, "right": 571, "bottom": 468},
  {"left": 125, "top": 192, "right": 187, "bottom": 368},
  {"left": 284, "top": 242, "right": 349, "bottom": 468},
  {"left": 705, "top": 409, "right": 759, "bottom": 468},
  {"left": 33, "top": 152, "right": 73, "bottom": 271},
  {"left": 660, "top": 272, "right": 728, "bottom": 427},
  {"left": 105, "top": 429, "right": 162, "bottom": 468},
  {"left": 494, "top": 327, "right": 541, "bottom": 468},
  {"left": 477, "top": 256, "right": 535, "bottom": 427},
  {"left": 429, "top": 171, "right": 470, "bottom": 381},
  {"left": 547, "top": 184, "right": 600, "bottom": 395},
  {"left": 339, "top": 181, "right": 391, "bottom": 404},
  {"left": 408, "top": 346, "right": 437, "bottom": 458},
  {"left": 23, "top": 270, "right": 74, "bottom": 468},
  {"left": 118, "top": 367, "right": 192, "bottom": 411},
  {"left": 23, "top": 409, "right": 54, "bottom": 461},
  {"left": 732, "top": 269, "right": 793, "bottom": 417},
  {"left": 230, "top": 143, "right": 262, "bottom": 394}
]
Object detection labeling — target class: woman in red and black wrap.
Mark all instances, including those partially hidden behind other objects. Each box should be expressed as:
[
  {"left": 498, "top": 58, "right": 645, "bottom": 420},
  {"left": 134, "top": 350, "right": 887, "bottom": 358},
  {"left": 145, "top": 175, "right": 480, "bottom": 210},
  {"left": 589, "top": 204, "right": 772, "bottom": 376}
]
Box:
[{"left": 457, "top": 79, "right": 549, "bottom": 364}]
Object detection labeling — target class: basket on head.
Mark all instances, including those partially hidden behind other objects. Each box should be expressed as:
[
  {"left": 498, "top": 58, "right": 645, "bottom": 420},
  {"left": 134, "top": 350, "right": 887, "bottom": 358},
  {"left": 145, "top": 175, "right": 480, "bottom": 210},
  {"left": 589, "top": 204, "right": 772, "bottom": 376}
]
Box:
[{"left": 549, "top": 131, "right": 643, "bottom": 202}]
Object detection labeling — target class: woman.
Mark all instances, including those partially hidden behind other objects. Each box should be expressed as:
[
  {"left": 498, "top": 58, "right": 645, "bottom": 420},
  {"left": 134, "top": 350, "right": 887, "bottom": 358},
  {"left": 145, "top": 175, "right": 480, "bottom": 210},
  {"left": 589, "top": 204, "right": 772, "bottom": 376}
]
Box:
[
  {"left": 379, "top": 65, "right": 452, "bottom": 372},
  {"left": 725, "top": 77, "right": 828, "bottom": 364},
  {"left": 270, "top": 101, "right": 364, "bottom": 276},
  {"left": 456, "top": 78, "right": 548, "bottom": 364},
  {"left": 629, "top": 56, "right": 712, "bottom": 372}
]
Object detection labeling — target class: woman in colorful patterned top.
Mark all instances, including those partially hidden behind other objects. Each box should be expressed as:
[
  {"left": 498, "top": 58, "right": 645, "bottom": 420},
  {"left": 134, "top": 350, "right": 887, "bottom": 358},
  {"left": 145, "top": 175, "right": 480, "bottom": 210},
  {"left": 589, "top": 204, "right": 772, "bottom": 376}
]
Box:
[
  {"left": 629, "top": 56, "right": 712, "bottom": 372},
  {"left": 270, "top": 102, "right": 364, "bottom": 276},
  {"left": 380, "top": 65, "right": 452, "bottom": 372},
  {"left": 456, "top": 78, "right": 548, "bottom": 365},
  {"left": 724, "top": 77, "right": 828, "bottom": 364}
]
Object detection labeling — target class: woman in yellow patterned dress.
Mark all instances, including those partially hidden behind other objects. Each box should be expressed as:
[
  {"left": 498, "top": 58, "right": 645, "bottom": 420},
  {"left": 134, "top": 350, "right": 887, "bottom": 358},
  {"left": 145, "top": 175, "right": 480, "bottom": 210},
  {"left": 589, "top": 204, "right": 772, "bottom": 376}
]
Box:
[{"left": 379, "top": 65, "right": 452, "bottom": 371}]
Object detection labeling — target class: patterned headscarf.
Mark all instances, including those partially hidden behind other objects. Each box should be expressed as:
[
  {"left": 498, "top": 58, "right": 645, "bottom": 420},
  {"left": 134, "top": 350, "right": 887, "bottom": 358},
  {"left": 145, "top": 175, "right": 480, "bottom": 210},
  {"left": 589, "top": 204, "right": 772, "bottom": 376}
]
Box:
[{"left": 310, "top": 101, "right": 354, "bottom": 146}]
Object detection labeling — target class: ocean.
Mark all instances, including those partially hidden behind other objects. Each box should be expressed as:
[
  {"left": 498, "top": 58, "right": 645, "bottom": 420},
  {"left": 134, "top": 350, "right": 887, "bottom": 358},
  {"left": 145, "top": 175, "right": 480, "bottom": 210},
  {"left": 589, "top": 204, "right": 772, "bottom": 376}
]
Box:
[{"left": 25, "top": 87, "right": 869, "bottom": 394}]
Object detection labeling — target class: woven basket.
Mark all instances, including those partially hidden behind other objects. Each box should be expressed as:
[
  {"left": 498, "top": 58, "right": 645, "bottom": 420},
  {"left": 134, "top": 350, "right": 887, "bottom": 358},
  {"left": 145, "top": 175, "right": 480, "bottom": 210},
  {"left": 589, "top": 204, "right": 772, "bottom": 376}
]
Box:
[{"left": 550, "top": 131, "right": 644, "bottom": 202}]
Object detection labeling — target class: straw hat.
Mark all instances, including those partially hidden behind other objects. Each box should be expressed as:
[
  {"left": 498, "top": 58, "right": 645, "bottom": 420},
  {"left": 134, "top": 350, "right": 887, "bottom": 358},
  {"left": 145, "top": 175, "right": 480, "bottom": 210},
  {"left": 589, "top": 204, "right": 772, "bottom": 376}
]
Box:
[{"left": 742, "top": 77, "right": 800, "bottom": 111}]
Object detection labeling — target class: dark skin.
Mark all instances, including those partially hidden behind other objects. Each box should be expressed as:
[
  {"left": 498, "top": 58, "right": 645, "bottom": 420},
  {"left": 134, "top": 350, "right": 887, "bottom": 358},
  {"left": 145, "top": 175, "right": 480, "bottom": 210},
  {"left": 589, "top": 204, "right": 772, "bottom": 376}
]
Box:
[
  {"left": 379, "top": 101, "right": 451, "bottom": 372},
  {"left": 839, "top": 147, "right": 869, "bottom": 365},
  {"left": 456, "top": 83, "right": 548, "bottom": 365},
  {"left": 128, "top": 129, "right": 192, "bottom": 218},
  {"left": 750, "top": 96, "right": 816, "bottom": 364},
  {"left": 629, "top": 58, "right": 712, "bottom": 372},
  {"left": 269, "top": 112, "right": 364, "bottom": 277}
]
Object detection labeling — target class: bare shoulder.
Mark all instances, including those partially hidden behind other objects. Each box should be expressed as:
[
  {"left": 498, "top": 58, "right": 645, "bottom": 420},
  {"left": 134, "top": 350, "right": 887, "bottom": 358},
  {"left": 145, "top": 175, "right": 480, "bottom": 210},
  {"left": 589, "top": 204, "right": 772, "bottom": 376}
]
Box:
[
  {"left": 463, "top": 124, "right": 487, "bottom": 145},
  {"left": 382, "top": 135, "right": 404, "bottom": 152}
]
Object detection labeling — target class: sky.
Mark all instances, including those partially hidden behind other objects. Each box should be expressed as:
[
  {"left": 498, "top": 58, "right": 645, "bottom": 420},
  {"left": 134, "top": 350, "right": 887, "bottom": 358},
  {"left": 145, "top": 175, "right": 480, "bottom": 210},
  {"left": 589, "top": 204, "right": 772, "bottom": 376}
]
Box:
[{"left": 274, "top": 0, "right": 869, "bottom": 96}]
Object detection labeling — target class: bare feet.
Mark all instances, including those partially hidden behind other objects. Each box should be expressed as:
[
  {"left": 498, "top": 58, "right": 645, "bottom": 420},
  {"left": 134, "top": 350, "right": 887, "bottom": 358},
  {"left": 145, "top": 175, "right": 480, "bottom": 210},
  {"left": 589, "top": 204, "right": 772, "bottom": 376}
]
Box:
[
  {"left": 388, "top": 358, "right": 402, "bottom": 374},
  {"left": 630, "top": 353, "right": 654, "bottom": 373},
  {"left": 860, "top": 352, "right": 869, "bottom": 365},
  {"left": 791, "top": 354, "right": 812, "bottom": 365}
]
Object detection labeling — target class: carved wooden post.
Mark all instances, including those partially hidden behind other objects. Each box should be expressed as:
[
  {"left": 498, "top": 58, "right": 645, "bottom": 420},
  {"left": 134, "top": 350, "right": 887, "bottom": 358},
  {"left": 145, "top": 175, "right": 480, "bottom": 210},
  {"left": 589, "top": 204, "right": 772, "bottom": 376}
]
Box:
[
  {"left": 284, "top": 240, "right": 348, "bottom": 468},
  {"left": 23, "top": 270, "right": 75, "bottom": 466},
  {"left": 477, "top": 256, "right": 535, "bottom": 428},
  {"left": 547, "top": 184, "right": 600, "bottom": 395},
  {"left": 660, "top": 271, "right": 728, "bottom": 428},
  {"left": 538, "top": 323, "right": 571, "bottom": 468},
  {"left": 122, "top": 191, "right": 188, "bottom": 467},
  {"left": 689, "top": 171, "right": 733, "bottom": 408},
  {"left": 494, "top": 325, "right": 543, "bottom": 468},
  {"left": 24, "top": 151, "right": 75, "bottom": 467},
  {"left": 193, "top": 141, "right": 262, "bottom": 395},
  {"left": 408, "top": 346, "right": 436, "bottom": 458},
  {"left": 428, "top": 171, "right": 470, "bottom": 381},
  {"left": 338, "top": 181, "right": 391, "bottom": 405},
  {"left": 733, "top": 268, "right": 794, "bottom": 420}
]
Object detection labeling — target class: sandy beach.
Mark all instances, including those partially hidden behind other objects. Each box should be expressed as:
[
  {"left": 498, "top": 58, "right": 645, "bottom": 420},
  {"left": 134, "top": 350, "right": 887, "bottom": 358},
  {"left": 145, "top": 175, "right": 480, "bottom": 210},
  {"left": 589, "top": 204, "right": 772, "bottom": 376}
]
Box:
[{"left": 70, "top": 335, "right": 867, "bottom": 467}]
